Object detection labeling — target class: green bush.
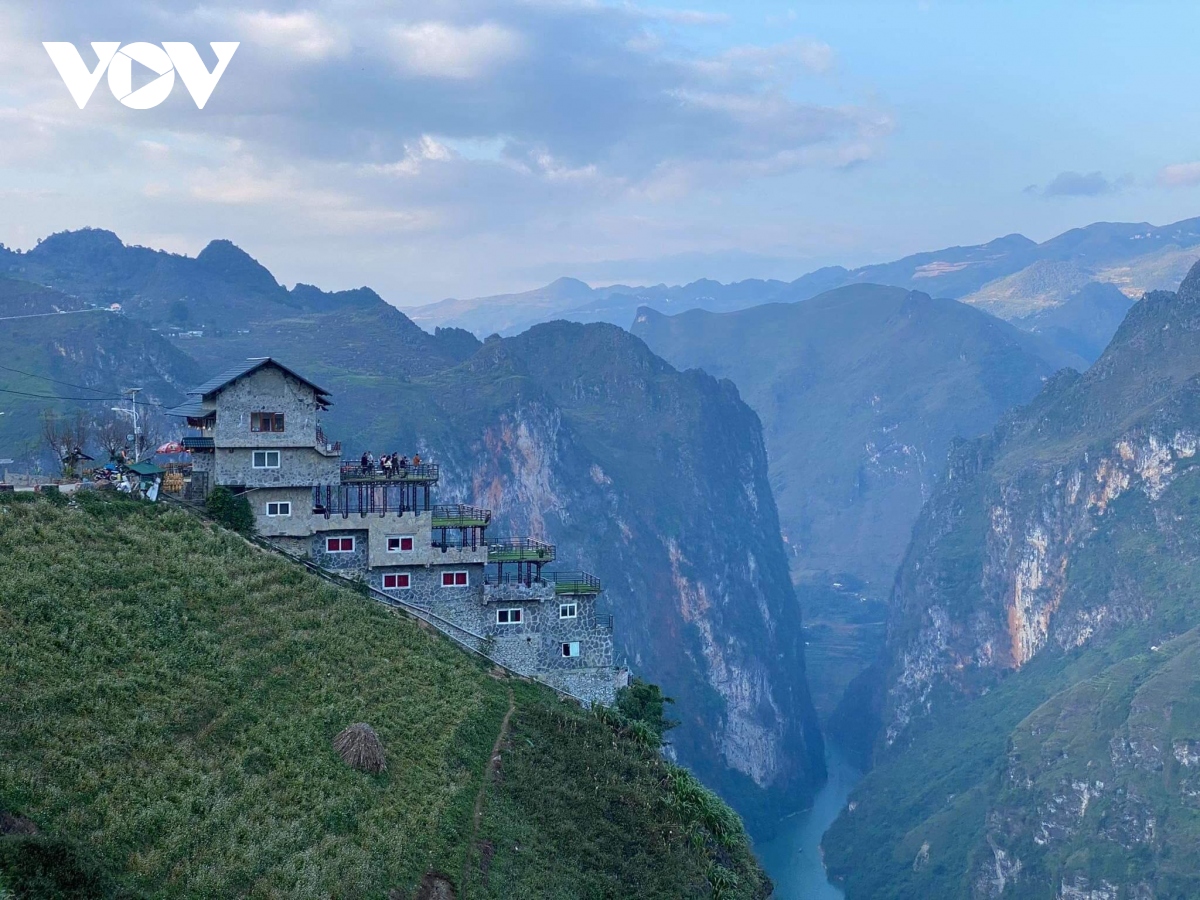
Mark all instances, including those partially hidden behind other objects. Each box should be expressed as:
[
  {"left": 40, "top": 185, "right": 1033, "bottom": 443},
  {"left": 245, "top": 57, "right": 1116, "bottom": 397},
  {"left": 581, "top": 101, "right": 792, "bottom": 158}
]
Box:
[
  {"left": 0, "top": 834, "right": 120, "bottom": 900},
  {"left": 617, "top": 677, "right": 680, "bottom": 742},
  {"left": 204, "top": 486, "right": 254, "bottom": 535}
]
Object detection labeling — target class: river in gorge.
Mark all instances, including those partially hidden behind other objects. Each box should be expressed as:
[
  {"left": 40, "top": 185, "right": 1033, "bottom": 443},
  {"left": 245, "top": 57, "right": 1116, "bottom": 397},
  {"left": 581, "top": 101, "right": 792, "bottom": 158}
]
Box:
[{"left": 755, "top": 745, "right": 862, "bottom": 899}]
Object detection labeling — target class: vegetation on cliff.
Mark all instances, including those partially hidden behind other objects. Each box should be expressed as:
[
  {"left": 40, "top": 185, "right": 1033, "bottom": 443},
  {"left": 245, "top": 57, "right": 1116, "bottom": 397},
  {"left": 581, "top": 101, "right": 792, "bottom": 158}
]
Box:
[
  {"left": 0, "top": 492, "right": 769, "bottom": 899},
  {"left": 825, "top": 262, "right": 1200, "bottom": 898}
]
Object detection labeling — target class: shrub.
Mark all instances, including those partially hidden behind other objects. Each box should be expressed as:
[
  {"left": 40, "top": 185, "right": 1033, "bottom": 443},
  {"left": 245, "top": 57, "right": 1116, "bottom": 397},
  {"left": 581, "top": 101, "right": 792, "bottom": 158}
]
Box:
[
  {"left": 616, "top": 678, "right": 679, "bottom": 742},
  {"left": 205, "top": 486, "right": 254, "bottom": 535}
]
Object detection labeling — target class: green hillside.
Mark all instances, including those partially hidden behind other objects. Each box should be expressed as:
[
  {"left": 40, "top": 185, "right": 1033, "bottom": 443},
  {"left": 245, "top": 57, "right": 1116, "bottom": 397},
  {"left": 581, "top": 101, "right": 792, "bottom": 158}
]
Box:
[{"left": 0, "top": 492, "right": 768, "bottom": 899}]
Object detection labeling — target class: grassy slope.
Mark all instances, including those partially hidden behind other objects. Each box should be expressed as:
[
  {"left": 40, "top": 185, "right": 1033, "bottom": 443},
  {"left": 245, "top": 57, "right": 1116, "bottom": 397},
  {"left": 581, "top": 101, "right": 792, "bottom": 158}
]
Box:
[{"left": 0, "top": 494, "right": 767, "bottom": 899}]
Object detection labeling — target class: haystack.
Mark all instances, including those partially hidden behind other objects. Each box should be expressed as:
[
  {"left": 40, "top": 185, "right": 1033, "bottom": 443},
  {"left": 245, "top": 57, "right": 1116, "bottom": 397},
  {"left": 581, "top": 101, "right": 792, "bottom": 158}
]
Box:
[{"left": 333, "top": 722, "right": 387, "bottom": 774}]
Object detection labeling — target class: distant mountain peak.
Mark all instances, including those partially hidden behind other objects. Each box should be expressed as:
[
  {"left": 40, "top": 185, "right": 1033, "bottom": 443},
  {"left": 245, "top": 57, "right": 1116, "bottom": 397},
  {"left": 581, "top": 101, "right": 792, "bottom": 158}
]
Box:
[
  {"left": 195, "top": 239, "right": 282, "bottom": 296},
  {"left": 1177, "top": 258, "right": 1200, "bottom": 300},
  {"left": 545, "top": 276, "right": 594, "bottom": 298}
]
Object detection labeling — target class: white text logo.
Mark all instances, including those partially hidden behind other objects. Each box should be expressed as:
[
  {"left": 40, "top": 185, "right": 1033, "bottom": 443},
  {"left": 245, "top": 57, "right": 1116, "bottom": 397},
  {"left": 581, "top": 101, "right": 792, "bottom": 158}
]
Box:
[{"left": 43, "top": 42, "right": 239, "bottom": 109}]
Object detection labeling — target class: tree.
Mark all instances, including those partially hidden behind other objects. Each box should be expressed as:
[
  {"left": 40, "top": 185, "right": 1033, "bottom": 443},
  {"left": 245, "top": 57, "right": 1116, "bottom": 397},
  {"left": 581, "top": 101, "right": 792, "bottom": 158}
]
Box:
[
  {"left": 616, "top": 678, "right": 680, "bottom": 741},
  {"left": 92, "top": 410, "right": 130, "bottom": 463},
  {"left": 205, "top": 486, "right": 255, "bottom": 535},
  {"left": 40, "top": 409, "right": 90, "bottom": 478}
]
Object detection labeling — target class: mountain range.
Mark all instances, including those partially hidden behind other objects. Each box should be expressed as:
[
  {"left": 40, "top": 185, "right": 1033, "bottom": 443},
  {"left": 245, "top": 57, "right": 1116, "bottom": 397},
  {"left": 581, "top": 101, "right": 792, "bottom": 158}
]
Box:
[
  {"left": 824, "top": 261, "right": 1200, "bottom": 899},
  {"left": 408, "top": 217, "right": 1200, "bottom": 367},
  {"left": 0, "top": 229, "right": 822, "bottom": 834}
]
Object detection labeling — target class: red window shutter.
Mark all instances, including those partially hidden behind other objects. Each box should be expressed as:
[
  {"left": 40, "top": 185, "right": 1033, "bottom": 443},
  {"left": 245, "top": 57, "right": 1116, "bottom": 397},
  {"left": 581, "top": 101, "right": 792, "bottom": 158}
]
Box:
[
  {"left": 401, "top": 537, "right": 414, "bottom": 551},
  {"left": 399, "top": 574, "right": 409, "bottom": 587},
  {"left": 455, "top": 572, "right": 467, "bottom": 585},
  {"left": 326, "top": 538, "right": 338, "bottom": 552},
  {"left": 442, "top": 572, "right": 453, "bottom": 586}
]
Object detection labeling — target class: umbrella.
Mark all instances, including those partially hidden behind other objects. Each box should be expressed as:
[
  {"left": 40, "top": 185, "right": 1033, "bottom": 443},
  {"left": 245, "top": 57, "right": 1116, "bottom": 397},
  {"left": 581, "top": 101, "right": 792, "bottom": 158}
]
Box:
[{"left": 156, "top": 441, "right": 186, "bottom": 454}]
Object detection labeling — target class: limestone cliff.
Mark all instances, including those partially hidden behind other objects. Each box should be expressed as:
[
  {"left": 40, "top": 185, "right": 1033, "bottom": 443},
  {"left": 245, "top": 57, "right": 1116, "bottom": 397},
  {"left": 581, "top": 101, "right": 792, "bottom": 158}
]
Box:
[
  {"left": 824, "top": 261, "right": 1200, "bottom": 899},
  {"left": 325, "top": 322, "right": 825, "bottom": 832}
]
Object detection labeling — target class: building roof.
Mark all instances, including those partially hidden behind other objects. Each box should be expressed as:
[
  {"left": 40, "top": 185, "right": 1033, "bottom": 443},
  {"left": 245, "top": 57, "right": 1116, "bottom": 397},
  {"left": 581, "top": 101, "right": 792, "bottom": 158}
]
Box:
[
  {"left": 126, "top": 461, "right": 164, "bottom": 476},
  {"left": 186, "top": 358, "right": 331, "bottom": 407},
  {"left": 163, "top": 400, "right": 212, "bottom": 419}
]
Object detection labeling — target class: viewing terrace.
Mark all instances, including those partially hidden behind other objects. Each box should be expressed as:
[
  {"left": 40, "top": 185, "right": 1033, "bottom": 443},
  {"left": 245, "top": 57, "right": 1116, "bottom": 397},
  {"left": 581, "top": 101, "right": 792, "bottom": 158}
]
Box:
[
  {"left": 484, "top": 569, "right": 602, "bottom": 596},
  {"left": 431, "top": 504, "right": 492, "bottom": 551},
  {"left": 489, "top": 537, "right": 556, "bottom": 586},
  {"left": 339, "top": 461, "right": 439, "bottom": 484}
]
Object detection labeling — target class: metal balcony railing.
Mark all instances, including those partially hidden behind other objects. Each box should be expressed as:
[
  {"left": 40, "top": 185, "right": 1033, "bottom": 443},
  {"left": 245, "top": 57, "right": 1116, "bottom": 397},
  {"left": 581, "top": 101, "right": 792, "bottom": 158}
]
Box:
[
  {"left": 545, "top": 571, "right": 602, "bottom": 595},
  {"left": 431, "top": 504, "right": 492, "bottom": 529},
  {"left": 340, "top": 461, "right": 439, "bottom": 484},
  {"left": 313, "top": 482, "right": 432, "bottom": 517},
  {"left": 488, "top": 538, "right": 556, "bottom": 564}
]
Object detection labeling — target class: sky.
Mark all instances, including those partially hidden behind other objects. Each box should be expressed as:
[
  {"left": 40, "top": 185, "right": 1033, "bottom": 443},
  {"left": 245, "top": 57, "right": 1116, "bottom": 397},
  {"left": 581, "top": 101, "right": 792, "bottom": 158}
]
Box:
[{"left": 1, "top": 1, "right": 1200, "bottom": 305}]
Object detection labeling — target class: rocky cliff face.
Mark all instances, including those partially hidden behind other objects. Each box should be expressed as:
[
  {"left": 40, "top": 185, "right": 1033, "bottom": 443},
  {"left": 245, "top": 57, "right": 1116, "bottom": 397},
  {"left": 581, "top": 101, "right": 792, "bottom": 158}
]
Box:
[
  {"left": 824, "top": 262, "right": 1200, "bottom": 899},
  {"left": 333, "top": 323, "right": 825, "bottom": 830}
]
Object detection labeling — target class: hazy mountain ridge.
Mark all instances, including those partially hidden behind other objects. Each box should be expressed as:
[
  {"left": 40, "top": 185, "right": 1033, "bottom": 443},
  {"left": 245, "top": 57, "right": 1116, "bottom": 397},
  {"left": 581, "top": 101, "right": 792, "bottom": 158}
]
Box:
[
  {"left": 409, "top": 218, "right": 1200, "bottom": 364},
  {"left": 824, "top": 262, "right": 1200, "bottom": 899}
]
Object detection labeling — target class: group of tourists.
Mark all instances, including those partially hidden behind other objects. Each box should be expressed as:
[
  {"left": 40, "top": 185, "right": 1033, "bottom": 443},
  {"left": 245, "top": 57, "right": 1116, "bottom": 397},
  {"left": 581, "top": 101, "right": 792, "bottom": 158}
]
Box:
[{"left": 358, "top": 450, "right": 422, "bottom": 477}]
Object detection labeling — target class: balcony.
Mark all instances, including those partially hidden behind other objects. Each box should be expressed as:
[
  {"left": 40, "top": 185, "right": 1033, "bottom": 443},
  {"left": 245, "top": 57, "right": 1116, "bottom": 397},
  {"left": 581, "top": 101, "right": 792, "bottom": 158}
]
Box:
[
  {"left": 431, "top": 504, "right": 491, "bottom": 529},
  {"left": 483, "top": 569, "right": 602, "bottom": 595},
  {"left": 546, "top": 571, "right": 602, "bottom": 596},
  {"left": 181, "top": 436, "right": 215, "bottom": 451},
  {"left": 313, "top": 482, "right": 432, "bottom": 517},
  {"left": 340, "top": 461, "right": 439, "bottom": 484},
  {"left": 488, "top": 538, "right": 556, "bottom": 565}
]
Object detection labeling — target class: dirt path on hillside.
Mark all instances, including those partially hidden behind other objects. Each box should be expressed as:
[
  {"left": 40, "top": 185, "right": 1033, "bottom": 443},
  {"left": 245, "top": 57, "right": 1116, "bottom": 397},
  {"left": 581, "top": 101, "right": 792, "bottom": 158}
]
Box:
[{"left": 460, "top": 686, "right": 515, "bottom": 898}]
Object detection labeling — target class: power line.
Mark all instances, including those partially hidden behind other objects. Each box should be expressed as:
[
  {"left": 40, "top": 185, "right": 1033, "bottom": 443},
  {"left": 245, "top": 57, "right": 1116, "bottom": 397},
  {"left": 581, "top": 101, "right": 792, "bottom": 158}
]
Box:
[
  {"left": 0, "top": 362, "right": 114, "bottom": 396},
  {"left": 0, "top": 386, "right": 128, "bottom": 402}
]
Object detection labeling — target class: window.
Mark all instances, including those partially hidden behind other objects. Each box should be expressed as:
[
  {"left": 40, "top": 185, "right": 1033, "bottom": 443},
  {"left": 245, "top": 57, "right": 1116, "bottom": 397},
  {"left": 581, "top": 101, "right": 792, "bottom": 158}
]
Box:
[
  {"left": 562, "top": 642, "right": 581, "bottom": 658},
  {"left": 265, "top": 501, "right": 291, "bottom": 517},
  {"left": 496, "top": 608, "right": 523, "bottom": 624},
  {"left": 441, "top": 571, "right": 469, "bottom": 587},
  {"left": 251, "top": 412, "right": 285, "bottom": 433},
  {"left": 325, "top": 537, "right": 355, "bottom": 553},
  {"left": 559, "top": 603, "right": 578, "bottom": 619},
  {"left": 383, "top": 573, "right": 410, "bottom": 590},
  {"left": 252, "top": 450, "right": 281, "bottom": 469},
  {"left": 387, "top": 535, "right": 415, "bottom": 553}
]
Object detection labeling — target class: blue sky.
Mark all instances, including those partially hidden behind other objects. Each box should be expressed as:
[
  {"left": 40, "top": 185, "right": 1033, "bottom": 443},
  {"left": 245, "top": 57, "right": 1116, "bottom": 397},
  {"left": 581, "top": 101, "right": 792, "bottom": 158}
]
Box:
[{"left": 1, "top": 1, "right": 1198, "bottom": 303}]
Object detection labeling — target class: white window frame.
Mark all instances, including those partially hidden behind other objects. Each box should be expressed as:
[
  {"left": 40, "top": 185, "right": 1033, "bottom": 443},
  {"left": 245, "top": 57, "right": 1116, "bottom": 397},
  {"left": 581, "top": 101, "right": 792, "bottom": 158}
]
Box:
[
  {"left": 387, "top": 535, "right": 416, "bottom": 553},
  {"left": 496, "top": 608, "right": 523, "bottom": 625},
  {"left": 382, "top": 573, "right": 411, "bottom": 590},
  {"left": 559, "top": 602, "right": 578, "bottom": 619},
  {"left": 440, "top": 570, "right": 469, "bottom": 588},
  {"left": 326, "top": 536, "right": 355, "bottom": 553},
  {"left": 265, "top": 501, "right": 291, "bottom": 517},
  {"left": 252, "top": 450, "right": 281, "bottom": 469},
  {"left": 562, "top": 641, "right": 581, "bottom": 658}
]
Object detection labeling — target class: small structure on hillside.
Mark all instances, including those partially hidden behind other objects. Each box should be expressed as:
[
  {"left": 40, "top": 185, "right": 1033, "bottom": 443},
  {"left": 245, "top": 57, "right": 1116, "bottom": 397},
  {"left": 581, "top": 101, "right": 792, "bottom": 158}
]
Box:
[{"left": 168, "top": 357, "right": 624, "bottom": 705}]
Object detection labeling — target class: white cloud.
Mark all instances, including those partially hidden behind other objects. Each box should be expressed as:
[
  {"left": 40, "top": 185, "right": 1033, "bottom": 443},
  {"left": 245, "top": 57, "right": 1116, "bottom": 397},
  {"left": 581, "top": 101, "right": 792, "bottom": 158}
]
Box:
[
  {"left": 1159, "top": 162, "right": 1200, "bottom": 188},
  {"left": 234, "top": 10, "right": 348, "bottom": 60},
  {"left": 390, "top": 21, "right": 525, "bottom": 79}
]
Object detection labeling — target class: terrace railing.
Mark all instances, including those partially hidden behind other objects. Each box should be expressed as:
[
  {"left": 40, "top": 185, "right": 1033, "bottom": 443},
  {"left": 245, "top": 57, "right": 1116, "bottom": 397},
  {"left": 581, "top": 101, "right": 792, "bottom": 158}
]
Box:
[
  {"left": 313, "top": 482, "right": 432, "bottom": 517},
  {"left": 487, "top": 538, "right": 556, "bottom": 564},
  {"left": 431, "top": 504, "right": 492, "bottom": 529},
  {"left": 340, "top": 461, "right": 439, "bottom": 484},
  {"left": 545, "top": 571, "right": 602, "bottom": 596}
]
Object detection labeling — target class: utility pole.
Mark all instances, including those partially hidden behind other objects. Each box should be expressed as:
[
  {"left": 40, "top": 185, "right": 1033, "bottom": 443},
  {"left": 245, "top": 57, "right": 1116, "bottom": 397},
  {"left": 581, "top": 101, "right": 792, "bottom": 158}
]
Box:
[{"left": 127, "top": 388, "right": 143, "bottom": 461}]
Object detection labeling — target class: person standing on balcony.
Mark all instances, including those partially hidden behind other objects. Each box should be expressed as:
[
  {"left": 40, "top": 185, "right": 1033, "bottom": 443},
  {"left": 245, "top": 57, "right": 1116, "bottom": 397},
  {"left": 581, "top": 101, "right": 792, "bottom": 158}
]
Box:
[
  {"left": 360, "top": 451, "right": 370, "bottom": 474},
  {"left": 381, "top": 454, "right": 392, "bottom": 478},
  {"left": 413, "top": 453, "right": 422, "bottom": 466}
]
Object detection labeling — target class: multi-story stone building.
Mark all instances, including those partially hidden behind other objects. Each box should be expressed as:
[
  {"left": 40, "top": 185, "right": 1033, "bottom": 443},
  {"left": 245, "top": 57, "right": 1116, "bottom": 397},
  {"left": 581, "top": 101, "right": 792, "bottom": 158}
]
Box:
[{"left": 168, "top": 357, "right": 623, "bottom": 705}]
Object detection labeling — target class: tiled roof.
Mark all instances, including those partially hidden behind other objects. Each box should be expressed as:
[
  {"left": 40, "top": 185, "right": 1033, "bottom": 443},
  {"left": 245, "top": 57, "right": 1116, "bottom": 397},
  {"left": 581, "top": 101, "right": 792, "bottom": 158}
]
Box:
[
  {"left": 185, "top": 358, "right": 331, "bottom": 402},
  {"left": 164, "top": 400, "right": 211, "bottom": 419}
]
